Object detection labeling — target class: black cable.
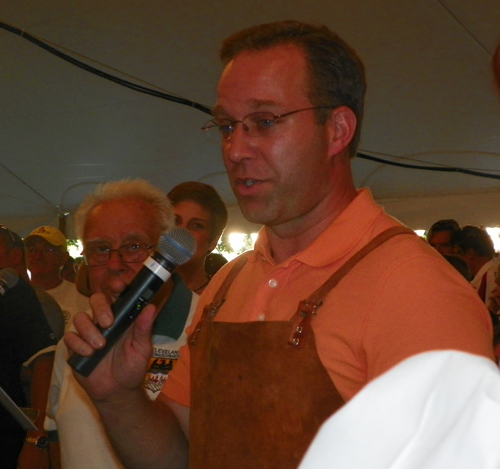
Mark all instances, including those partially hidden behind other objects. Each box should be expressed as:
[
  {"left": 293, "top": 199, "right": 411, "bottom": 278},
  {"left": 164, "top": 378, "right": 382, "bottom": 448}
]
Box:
[
  {"left": 357, "top": 153, "right": 500, "bottom": 180},
  {"left": 2, "top": 19, "right": 500, "bottom": 181},
  {"left": 0, "top": 20, "right": 213, "bottom": 116}
]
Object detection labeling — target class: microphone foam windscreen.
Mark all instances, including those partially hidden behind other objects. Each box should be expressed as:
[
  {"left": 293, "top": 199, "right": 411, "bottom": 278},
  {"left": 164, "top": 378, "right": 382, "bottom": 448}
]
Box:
[{"left": 158, "top": 227, "right": 196, "bottom": 266}]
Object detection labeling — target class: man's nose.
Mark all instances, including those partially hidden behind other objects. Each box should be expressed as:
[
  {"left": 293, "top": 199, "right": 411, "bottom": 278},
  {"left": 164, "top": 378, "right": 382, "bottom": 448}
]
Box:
[
  {"left": 223, "top": 124, "right": 254, "bottom": 163},
  {"left": 106, "top": 250, "right": 128, "bottom": 270}
]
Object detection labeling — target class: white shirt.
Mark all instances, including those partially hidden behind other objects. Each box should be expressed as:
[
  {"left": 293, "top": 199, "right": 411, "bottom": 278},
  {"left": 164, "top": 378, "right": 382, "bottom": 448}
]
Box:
[
  {"left": 470, "top": 257, "right": 500, "bottom": 304},
  {"left": 47, "top": 279, "right": 89, "bottom": 329},
  {"left": 299, "top": 351, "right": 500, "bottom": 469}
]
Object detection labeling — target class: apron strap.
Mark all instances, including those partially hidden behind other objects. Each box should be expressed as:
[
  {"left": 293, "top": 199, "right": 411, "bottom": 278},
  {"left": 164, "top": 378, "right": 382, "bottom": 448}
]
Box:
[
  {"left": 189, "top": 253, "right": 250, "bottom": 345},
  {"left": 210, "top": 254, "right": 249, "bottom": 307},
  {"left": 309, "top": 226, "right": 415, "bottom": 304},
  {"left": 289, "top": 226, "right": 415, "bottom": 347}
]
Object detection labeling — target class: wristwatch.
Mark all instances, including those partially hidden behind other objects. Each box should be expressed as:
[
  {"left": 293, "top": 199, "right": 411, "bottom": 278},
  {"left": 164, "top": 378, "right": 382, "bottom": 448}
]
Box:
[{"left": 25, "top": 434, "right": 49, "bottom": 449}]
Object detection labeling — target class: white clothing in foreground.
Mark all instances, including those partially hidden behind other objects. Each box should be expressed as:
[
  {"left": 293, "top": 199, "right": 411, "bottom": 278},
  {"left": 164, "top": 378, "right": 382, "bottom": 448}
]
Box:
[
  {"left": 299, "top": 351, "right": 500, "bottom": 469},
  {"left": 47, "top": 279, "right": 89, "bottom": 329}
]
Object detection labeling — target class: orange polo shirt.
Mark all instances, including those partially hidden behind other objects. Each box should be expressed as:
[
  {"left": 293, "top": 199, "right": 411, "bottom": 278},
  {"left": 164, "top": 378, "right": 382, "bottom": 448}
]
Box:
[{"left": 163, "top": 189, "right": 493, "bottom": 406}]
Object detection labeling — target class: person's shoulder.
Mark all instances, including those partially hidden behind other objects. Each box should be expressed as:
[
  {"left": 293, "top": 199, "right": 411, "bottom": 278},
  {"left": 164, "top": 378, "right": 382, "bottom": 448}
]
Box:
[
  {"left": 199, "top": 251, "right": 255, "bottom": 298},
  {"left": 367, "top": 221, "right": 436, "bottom": 259},
  {"left": 488, "top": 257, "right": 500, "bottom": 272},
  {"left": 350, "top": 225, "right": 461, "bottom": 288},
  {"left": 34, "top": 285, "right": 60, "bottom": 304},
  {"left": 0, "top": 275, "right": 39, "bottom": 308},
  {"left": 0, "top": 278, "right": 57, "bottom": 353},
  {"left": 216, "top": 251, "right": 254, "bottom": 276}
]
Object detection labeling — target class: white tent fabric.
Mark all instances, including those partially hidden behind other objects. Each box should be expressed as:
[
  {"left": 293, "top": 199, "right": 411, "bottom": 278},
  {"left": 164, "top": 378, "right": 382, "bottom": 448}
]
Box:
[
  {"left": 1, "top": 0, "right": 500, "bottom": 237},
  {"left": 299, "top": 351, "right": 500, "bottom": 469}
]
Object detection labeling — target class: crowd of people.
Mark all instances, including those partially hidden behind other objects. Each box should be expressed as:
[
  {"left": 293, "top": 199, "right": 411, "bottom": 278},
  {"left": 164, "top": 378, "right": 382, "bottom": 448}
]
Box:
[
  {"left": 0, "top": 180, "right": 228, "bottom": 468},
  {"left": 1, "top": 18, "right": 500, "bottom": 469}
]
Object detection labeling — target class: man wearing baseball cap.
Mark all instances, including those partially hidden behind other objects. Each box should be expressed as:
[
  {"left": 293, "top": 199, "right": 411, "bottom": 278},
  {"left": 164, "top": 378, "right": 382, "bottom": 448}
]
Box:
[{"left": 24, "top": 226, "right": 88, "bottom": 328}]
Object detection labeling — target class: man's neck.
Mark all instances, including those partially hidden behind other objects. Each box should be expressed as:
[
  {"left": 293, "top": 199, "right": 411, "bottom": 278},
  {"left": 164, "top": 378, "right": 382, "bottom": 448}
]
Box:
[
  {"left": 31, "top": 274, "right": 63, "bottom": 291},
  {"left": 266, "top": 183, "right": 357, "bottom": 265}
]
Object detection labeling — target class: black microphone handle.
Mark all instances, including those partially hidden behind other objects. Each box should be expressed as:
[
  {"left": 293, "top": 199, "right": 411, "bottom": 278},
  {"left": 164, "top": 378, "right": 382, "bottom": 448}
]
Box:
[{"left": 69, "top": 254, "right": 174, "bottom": 377}]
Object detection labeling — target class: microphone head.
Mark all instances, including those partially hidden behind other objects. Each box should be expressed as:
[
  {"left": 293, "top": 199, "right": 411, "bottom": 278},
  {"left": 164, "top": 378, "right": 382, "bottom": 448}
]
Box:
[
  {"left": 0, "top": 267, "right": 19, "bottom": 289},
  {"left": 157, "top": 227, "right": 196, "bottom": 266}
]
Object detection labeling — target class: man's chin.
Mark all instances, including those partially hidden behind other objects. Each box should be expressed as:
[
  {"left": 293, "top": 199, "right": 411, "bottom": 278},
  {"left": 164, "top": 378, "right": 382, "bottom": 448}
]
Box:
[
  {"left": 239, "top": 207, "right": 273, "bottom": 226},
  {"left": 238, "top": 202, "right": 266, "bottom": 225}
]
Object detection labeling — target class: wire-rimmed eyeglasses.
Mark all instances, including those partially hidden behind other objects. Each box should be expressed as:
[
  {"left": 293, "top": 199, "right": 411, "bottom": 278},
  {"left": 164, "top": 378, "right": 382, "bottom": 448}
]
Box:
[
  {"left": 83, "top": 243, "right": 156, "bottom": 267},
  {"left": 201, "top": 106, "right": 339, "bottom": 142}
]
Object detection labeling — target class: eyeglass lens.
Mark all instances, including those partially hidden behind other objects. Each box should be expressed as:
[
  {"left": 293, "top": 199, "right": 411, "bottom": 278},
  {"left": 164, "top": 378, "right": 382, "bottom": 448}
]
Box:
[{"left": 85, "top": 243, "right": 152, "bottom": 266}]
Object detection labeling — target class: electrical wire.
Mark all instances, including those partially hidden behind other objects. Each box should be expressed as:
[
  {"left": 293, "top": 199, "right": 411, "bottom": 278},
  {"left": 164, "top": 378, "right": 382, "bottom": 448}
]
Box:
[
  {"left": 357, "top": 153, "right": 500, "bottom": 180},
  {"left": 0, "top": 20, "right": 213, "bottom": 116},
  {"left": 2, "top": 19, "right": 500, "bottom": 181}
]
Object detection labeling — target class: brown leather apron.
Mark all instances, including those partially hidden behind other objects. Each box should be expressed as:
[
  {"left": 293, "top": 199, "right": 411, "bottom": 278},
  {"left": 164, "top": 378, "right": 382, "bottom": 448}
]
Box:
[{"left": 188, "top": 226, "right": 414, "bottom": 468}]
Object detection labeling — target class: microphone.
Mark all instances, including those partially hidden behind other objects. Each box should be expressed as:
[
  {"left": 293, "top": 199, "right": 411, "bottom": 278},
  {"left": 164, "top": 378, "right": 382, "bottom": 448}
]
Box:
[
  {"left": 0, "top": 268, "right": 19, "bottom": 296},
  {"left": 69, "top": 227, "right": 196, "bottom": 377}
]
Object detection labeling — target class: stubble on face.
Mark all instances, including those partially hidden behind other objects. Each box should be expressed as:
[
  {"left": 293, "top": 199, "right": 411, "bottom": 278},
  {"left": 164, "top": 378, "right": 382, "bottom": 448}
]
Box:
[{"left": 216, "top": 44, "right": 335, "bottom": 235}]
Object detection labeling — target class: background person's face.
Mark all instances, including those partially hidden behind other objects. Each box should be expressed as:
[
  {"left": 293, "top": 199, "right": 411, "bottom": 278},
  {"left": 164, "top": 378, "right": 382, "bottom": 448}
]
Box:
[
  {"left": 216, "top": 44, "right": 335, "bottom": 230},
  {"left": 173, "top": 199, "right": 216, "bottom": 271},
  {"left": 428, "top": 231, "right": 454, "bottom": 255},
  {"left": 84, "top": 198, "right": 161, "bottom": 303},
  {"left": 26, "top": 237, "right": 67, "bottom": 276}
]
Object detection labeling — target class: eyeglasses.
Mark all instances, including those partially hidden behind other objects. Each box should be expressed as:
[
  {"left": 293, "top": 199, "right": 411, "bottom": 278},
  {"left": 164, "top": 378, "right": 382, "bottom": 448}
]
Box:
[
  {"left": 83, "top": 243, "right": 156, "bottom": 267},
  {"left": 201, "top": 106, "right": 339, "bottom": 142}
]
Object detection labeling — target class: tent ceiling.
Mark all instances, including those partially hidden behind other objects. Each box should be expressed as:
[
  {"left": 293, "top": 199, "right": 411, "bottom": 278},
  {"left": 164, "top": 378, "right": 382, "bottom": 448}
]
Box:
[{"left": 1, "top": 0, "right": 500, "bottom": 238}]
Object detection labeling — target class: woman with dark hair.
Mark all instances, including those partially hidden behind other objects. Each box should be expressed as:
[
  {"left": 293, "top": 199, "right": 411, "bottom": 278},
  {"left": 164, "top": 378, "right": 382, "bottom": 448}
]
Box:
[{"left": 168, "top": 181, "right": 228, "bottom": 294}]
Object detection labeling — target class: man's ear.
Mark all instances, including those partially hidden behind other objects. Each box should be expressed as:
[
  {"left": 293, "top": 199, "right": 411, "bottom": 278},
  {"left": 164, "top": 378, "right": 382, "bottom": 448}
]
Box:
[{"left": 326, "top": 106, "right": 357, "bottom": 156}]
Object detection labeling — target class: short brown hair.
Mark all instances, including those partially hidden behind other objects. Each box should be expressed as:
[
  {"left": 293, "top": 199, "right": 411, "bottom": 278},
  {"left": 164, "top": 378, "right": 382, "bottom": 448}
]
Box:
[
  {"left": 168, "top": 182, "right": 228, "bottom": 243},
  {"left": 75, "top": 179, "right": 174, "bottom": 239},
  {"left": 220, "top": 20, "right": 366, "bottom": 156},
  {"left": 426, "top": 219, "right": 460, "bottom": 242},
  {"left": 452, "top": 225, "right": 495, "bottom": 259}
]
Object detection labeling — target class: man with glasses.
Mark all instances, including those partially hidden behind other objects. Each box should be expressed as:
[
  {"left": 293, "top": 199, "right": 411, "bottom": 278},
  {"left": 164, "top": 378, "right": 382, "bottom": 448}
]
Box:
[
  {"left": 44, "top": 179, "right": 197, "bottom": 468},
  {"left": 425, "top": 218, "right": 460, "bottom": 256},
  {"left": 24, "top": 226, "right": 89, "bottom": 329},
  {"left": 66, "top": 21, "right": 494, "bottom": 468}
]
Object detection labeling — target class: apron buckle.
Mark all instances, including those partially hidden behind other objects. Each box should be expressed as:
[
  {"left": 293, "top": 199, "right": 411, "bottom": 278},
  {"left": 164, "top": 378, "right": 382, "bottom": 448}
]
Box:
[
  {"left": 288, "top": 300, "right": 322, "bottom": 348},
  {"left": 189, "top": 300, "right": 225, "bottom": 345}
]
